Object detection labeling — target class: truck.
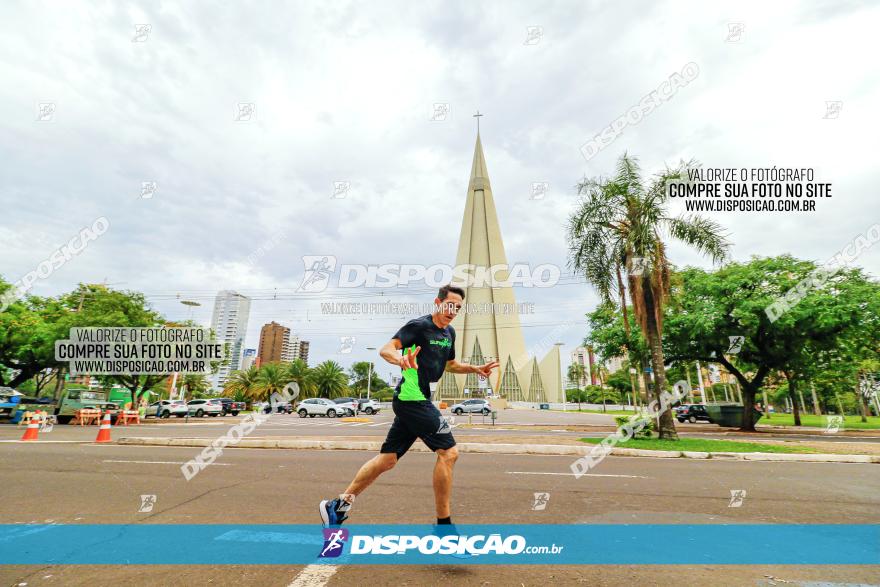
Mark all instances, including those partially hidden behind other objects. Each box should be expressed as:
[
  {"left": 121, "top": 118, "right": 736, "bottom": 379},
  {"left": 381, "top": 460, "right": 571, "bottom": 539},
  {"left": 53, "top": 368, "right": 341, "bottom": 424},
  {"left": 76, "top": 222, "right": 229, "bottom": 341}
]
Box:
[
  {"left": 217, "top": 398, "right": 246, "bottom": 416},
  {"left": 54, "top": 388, "right": 122, "bottom": 424}
]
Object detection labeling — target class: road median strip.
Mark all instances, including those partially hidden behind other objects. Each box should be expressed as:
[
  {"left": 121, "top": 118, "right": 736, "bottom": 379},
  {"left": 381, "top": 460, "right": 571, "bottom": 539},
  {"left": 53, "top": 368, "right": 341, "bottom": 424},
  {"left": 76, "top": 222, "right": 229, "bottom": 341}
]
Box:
[{"left": 115, "top": 437, "right": 880, "bottom": 463}]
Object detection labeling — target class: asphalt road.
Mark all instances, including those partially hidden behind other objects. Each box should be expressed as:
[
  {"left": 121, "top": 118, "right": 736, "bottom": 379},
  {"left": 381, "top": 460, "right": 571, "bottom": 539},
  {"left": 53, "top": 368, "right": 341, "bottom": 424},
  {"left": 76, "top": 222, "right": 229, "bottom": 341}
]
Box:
[
  {"left": 3, "top": 411, "right": 877, "bottom": 444},
  {"left": 1, "top": 439, "right": 878, "bottom": 586}
]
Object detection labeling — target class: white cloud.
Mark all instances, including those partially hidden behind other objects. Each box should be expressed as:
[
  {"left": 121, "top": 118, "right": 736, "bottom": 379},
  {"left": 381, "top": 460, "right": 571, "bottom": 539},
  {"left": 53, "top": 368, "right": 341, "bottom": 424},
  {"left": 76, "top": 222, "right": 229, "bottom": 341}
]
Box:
[{"left": 1, "top": 0, "right": 878, "bottom": 370}]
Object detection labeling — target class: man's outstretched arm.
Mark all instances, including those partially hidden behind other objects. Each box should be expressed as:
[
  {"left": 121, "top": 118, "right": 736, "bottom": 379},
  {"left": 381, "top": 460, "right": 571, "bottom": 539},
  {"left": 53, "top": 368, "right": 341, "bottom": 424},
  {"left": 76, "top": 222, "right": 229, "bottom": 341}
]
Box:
[{"left": 445, "top": 359, "right": 499, "bottom": 376}]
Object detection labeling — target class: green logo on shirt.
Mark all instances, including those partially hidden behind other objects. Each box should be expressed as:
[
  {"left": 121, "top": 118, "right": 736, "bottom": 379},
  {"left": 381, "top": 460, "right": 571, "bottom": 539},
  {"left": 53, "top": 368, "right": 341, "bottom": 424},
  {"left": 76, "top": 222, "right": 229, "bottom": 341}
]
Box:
[{"left": 430, "top": 338, "right": 451, "bottom": 348}]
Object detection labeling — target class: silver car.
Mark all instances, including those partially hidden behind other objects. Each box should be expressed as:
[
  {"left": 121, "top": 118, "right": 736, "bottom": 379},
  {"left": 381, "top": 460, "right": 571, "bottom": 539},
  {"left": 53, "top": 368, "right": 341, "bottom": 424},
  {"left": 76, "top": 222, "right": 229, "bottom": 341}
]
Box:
[
  {"left": 449, "top": 398, "right": 491, "bottom": 415},
  {"left": 296, "top": 398, "right": 349, "bottom": 418}
]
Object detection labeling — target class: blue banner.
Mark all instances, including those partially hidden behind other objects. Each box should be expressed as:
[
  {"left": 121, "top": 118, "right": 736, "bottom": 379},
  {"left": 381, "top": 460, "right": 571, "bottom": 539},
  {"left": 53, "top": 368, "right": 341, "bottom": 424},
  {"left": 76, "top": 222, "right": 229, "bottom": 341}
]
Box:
[{"left": 1, "top": 524, "right": 877, "bottom": 565}]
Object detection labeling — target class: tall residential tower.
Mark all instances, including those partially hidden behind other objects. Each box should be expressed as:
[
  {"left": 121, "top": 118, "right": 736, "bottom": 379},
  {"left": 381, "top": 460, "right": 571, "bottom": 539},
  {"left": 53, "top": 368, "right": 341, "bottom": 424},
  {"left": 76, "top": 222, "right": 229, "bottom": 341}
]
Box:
[{"left": 209, "top": 290, "right": 251, "bottom": 390}]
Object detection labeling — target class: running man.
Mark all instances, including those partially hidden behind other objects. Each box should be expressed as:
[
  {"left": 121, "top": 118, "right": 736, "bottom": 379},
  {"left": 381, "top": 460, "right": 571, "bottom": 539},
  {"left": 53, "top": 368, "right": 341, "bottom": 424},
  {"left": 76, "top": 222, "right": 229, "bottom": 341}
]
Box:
[{"left": 319, "top": 284, "right": 499, "bottom": 527}]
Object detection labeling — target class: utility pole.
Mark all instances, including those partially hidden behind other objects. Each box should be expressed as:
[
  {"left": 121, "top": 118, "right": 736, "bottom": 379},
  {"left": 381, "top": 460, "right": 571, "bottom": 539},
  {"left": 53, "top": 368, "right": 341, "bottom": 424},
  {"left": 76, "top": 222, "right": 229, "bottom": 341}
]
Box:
[
  {"left": 555, "top": 343, "right": 565, "bottom": 412},
  {"left": 366, "top": 347, "right": 376, "bottom": 400}
]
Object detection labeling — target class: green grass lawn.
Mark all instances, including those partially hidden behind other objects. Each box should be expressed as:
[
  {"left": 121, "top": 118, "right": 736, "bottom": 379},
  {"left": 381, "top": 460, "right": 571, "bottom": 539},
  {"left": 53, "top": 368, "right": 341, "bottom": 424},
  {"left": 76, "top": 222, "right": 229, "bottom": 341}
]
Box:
[
  {"left": 579, "top": 437, "right": 817, "bottom": 453},
  {"left": 759, "top": 414, "right": 880, "bottom": 429}
]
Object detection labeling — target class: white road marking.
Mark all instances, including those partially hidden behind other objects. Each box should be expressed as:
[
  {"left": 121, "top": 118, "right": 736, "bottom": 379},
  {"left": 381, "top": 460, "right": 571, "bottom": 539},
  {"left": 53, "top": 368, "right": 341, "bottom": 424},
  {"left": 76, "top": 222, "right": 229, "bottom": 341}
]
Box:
[
  {"left": 368, "top": 422, "right": 390, "bottom": 427},
  {"left": 0, "top": 440, "right": 91, "bottom": 443},
  {"left": 288, "top": 564, "right": 338, "bottom": 587},
  {"left": 102, "top": 460, "right": 232, "bottom": 466},
  {"left": 506, "top": 471, "right": 647, "bottom": 478}
]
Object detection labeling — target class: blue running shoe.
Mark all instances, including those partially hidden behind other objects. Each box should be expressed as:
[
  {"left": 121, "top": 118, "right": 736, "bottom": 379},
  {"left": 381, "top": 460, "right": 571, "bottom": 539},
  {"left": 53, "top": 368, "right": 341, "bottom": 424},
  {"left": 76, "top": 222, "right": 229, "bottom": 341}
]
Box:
[
  {"left": 434, "top": 524, "right": 476, "bottom": 559},
  {"left": 319, "top": 497, "right": 351, "bottom": 527}
]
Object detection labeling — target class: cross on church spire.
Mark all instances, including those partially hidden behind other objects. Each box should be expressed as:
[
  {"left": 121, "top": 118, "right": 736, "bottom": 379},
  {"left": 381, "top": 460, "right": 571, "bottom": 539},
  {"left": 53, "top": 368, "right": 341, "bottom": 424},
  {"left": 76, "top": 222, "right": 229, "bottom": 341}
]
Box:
[{"left": 473, "top": 110, "right": 483, "bottom": 133}]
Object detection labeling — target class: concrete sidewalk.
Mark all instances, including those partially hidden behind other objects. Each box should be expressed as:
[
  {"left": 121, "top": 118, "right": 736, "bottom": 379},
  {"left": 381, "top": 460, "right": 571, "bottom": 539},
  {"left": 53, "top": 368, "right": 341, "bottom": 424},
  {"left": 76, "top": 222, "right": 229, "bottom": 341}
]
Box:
[{"left": 116, "top": 435, "right": 880, "bottom": 464}]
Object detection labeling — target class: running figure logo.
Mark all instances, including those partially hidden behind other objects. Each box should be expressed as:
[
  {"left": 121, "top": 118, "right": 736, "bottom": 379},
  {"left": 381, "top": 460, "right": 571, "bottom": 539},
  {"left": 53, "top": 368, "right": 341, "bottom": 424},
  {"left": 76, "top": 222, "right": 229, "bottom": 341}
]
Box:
[
  {"left": 437, "top": 415, "right": 456, "bottom": 434},
  {"left": 320, "top": 528, "right": 349, "bottom": 558},
  {"left": 727, "top": 336, "right": 745, "bottom": 354},
  {"left": 138, "top": 494, "right": 157, "bottom": 513},
  {"left": 531, "top": 492, "right": 550, "bottom": 511},
  {"left": 825, "top": 415, "right": 844, "bottom": 434},
  {"left": 728, "top": 489, "right": 747, "bottom": 508},
  {"left": 629, "top": 257, "right": 648, "bottom": 276},
  {"left": 298, "top": 255, "right": 337, "bottom": 292}
]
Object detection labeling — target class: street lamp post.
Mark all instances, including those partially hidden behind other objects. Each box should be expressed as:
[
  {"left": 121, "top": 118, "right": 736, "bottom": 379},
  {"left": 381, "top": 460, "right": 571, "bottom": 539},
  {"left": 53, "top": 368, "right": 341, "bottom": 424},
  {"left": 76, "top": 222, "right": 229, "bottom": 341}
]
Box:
[
  {"left": 366, "top": 346, "right": 376, "bottom": 400},
  {"left": 554, "top": 342, "right": 565, "bottom": 412},
  {"left": 180, "top": 299, "right": 201, "bottom": 322}
]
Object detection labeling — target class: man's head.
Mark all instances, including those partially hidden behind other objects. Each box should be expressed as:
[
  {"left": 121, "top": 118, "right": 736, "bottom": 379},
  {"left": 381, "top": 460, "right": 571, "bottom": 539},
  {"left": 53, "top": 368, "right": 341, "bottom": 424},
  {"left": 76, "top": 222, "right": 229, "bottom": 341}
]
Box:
[{"left": 434, "top": 284, "right": 464, "bottom": 328}]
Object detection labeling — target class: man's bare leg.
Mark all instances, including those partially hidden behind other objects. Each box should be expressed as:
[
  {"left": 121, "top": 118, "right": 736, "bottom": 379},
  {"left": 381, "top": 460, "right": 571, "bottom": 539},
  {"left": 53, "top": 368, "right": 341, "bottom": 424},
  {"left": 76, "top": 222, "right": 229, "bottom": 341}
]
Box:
[
  {"left": 433, "top": 446, "right": 459, "bottom": 519},
  {"left": 342, "top": 452, "right": 398, "bottom": 500}
]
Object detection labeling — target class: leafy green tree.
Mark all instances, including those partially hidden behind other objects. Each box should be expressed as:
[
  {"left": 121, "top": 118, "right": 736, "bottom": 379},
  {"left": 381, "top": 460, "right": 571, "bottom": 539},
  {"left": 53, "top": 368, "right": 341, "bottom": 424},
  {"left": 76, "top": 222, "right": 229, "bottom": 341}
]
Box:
[
  {"left": 348, "top": 361, "right": 387, "bottom": 396},
  {"left": 565, "top": 388, "right": 587, "bottom": 409},
  {"left": 585, "top": 385, "right": 621, "bottom": 406},
  {"left": 567, "top": 155, "right": 729, "bottom": 439},
  {"left": 662, "top": 257, "right": 876, "bottom": 430},
  {"left": 585, "top": 303, "right": 649, "bottom": 404},
  {"left": 605, "top": 367, "right": 634, "bottom": 398},
  {"left": 0, "top": 283, "right": 169, "bottom": 406},
  {"left": 0, "top": 278, "right": 69, "bottom": 388},
  {"left": 373, "top": 387, "right": 395, "bottom": 402}
]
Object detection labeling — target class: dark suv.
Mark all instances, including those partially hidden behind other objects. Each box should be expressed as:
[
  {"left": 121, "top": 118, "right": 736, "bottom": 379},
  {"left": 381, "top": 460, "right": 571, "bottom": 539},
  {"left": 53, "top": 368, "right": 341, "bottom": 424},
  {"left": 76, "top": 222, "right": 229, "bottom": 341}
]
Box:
[
  {"left": 217, "top": 398, "right": 246, "bottom": 416},
  {"left": 675, "top": 404, "right": 712, "bottom": 423}
]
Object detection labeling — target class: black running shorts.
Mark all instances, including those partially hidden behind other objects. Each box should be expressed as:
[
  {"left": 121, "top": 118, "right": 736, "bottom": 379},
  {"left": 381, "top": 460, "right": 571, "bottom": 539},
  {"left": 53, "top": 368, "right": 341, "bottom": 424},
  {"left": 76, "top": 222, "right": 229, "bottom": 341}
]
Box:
[{"left": 380, "top": 398, "right": 456, "bottom": 458}]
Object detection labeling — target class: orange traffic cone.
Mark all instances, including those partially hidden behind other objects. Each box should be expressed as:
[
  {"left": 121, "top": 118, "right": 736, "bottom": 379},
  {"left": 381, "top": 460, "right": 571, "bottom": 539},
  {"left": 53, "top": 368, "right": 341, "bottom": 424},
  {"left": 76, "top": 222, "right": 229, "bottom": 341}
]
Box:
[
  {"left": 20, "top": 414, "right": 40, "bottom": 441},
  {"left": 95, "top": 412, "right": 113, "bottom": 443}
]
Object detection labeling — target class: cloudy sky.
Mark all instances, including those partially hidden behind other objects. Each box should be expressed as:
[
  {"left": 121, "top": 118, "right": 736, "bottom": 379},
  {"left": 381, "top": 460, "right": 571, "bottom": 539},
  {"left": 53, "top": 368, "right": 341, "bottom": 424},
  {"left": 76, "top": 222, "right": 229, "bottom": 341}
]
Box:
[{"left": 2, "top": 0, "right": 878, "bottom": 378}]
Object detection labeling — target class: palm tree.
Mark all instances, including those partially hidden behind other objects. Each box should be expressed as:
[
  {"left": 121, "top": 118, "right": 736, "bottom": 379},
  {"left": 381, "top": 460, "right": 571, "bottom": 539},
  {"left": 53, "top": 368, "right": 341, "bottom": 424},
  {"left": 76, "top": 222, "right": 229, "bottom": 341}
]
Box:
[
  {"left": 283, "top": 358, "right": 316, "bottom": 399},
  {"left": 567, "top": 154, "right": 729, "bottom": 439},
  {"left": 567, "top": 363, "right": 586, "bottom": 388},
  {"left": 311, "top": 360, "right": 349, "bottom": 398},
  {"left": 181, "top": 373, "right": 210, "bottom": 399},
  {"left": 223, "top": 366, "right": 262, "bottom": 402},
  {"left": 255, "top": 362, "right": 291, "bottom": 402}
]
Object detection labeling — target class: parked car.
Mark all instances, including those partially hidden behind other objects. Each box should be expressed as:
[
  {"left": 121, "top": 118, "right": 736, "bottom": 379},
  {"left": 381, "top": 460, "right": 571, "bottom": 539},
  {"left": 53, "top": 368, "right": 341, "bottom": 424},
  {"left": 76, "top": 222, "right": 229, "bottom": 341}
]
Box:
[
  {"left": 254, "top": 400, "right": 293, "bottom": 414},
  {"left": 332, "top": 398, "right": 358, "bottom": 416},
  {"left": 449, "top": 398, "right": 491, "bottom": 415},
  {"left": 217, "top": 398, "right": 246, "bottom": 416},
  {"left": 296, "top": 398, "right": 348, "bottom": 418},
  {"left": 250, "top": 401, "right": 290, "bottom": 414},
  {"left": 675, "top": 404, "right": 713, "bottom": 423},
  {"left": 186, "top": 398, "right": 224, "bottom": 417},
  {"left": 357, "top": 398, "right": 381, "bottom": 415},
  {"left": 145, "top": 400, "right": 188, "bottom": 418},
  {"left": 272, "top": 401, "right": 294, "bottom": 414}
]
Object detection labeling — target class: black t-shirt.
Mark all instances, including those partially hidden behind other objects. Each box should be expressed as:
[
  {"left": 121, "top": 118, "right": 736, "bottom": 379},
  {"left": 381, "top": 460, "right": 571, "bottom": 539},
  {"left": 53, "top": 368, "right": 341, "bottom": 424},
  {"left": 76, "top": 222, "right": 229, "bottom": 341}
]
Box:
[{"left": 392, "top": 315, "right": 456, "bottom": 401}]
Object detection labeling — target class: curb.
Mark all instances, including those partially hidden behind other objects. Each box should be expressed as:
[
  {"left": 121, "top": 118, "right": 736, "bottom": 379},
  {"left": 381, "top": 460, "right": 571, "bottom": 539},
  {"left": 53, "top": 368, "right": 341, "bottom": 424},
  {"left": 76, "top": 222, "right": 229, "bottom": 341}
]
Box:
[{"left": 115, "top": 437, "right": 880, "bottom": 464}]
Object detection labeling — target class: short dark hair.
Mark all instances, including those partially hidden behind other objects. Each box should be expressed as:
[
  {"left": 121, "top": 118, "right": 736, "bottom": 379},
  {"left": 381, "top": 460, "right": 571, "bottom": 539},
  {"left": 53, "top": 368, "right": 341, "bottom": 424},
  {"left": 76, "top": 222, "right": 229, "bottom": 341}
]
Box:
[{"left": 438, "top": 284, "right": 465, "bottom": 300}]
